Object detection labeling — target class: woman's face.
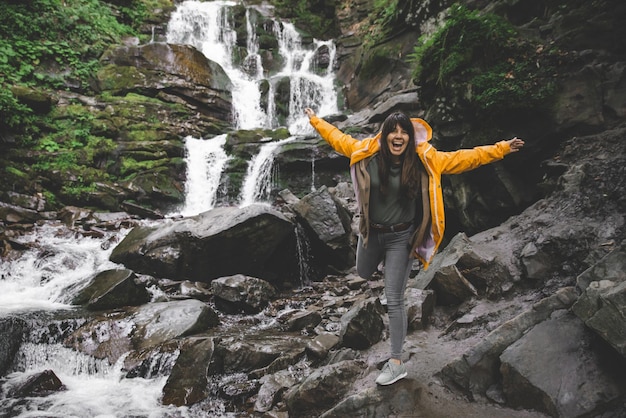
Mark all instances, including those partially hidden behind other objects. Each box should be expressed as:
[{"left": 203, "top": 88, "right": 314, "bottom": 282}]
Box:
[{"left": 385, "top": 123, "right": 410, "bottom": 161}]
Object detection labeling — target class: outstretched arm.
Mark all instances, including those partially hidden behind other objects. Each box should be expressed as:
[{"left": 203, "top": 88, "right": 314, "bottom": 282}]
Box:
[
  {"left": 304, "top": 108, "right": 369, "bottom": 158},
  {"left": 428, "top": 137, "right": 525, "bottom": 175}
]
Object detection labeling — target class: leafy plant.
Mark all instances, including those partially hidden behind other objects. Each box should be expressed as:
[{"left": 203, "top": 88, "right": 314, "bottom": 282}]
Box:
[
  {"left": 365, "top": 0, "right": 401, "bottom": 44},
  {"left": 271, "top": 0, "right": 339, "bottom": 39},
  {"left": 0, "top": 0, "right": 139, "bottom": 130},
  {"left": 409, "top": 4, "right": 558, "bottom": 115}
]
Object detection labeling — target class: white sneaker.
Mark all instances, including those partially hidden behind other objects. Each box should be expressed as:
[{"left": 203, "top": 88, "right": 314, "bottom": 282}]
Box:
[{"left": 375, "top": 360, "right": 407, "bottom": 385}]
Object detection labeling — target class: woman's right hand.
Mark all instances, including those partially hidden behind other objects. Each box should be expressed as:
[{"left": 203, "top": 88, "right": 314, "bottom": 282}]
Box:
[{"left": 304, "top": 108, "right": 316, "bottom": 119}]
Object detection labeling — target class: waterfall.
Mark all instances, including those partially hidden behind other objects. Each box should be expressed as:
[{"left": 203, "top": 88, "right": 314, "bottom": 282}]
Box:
[
  {"left": 274, "top": 22, "right": 338, "bottom": 134},
  {"left": 166, "top": 1, "right": 338, "bottom": 132},
  {"left": 166, "top": 0, "right": 338, "bottom": 208},
  {"left": 178, "top": 134, "right": 230, "bottom": 217},
  {"left": 0, "top": 3, "right": 342, "bottom": 413},
  {"left": 166, "top": 0, "right": 267, "bottom": 130},
  {"left": 294, "top": 223, "right": 315, "bottom": 287},
  {"left": 239, "top": 137, "right": 295, "bottom": 207}
]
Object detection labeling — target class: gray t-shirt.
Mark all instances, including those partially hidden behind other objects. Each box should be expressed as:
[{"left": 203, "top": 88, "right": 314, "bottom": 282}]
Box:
[{"left": 367, "top": 156, "right": 416, "bottom": 225}]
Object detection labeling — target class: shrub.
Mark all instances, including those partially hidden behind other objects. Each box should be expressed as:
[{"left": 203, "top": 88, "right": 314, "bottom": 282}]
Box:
[{"left": 409, "top": 4, "right": 558, "bottom": 116}]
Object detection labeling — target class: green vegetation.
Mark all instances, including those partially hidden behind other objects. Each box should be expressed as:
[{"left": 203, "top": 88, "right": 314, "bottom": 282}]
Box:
[
  {"left": 365, "top": 0, "right": 402, "bottom": 45},
  {"left": 0, "top": 0, "right": 161, "bottom": 207},
  {"left": 271, "top": 0, "right": 340, "bottom": 39},
  {"left": 409, "top": 4, "right": 558, "bottom": 116},
  {"left": 0, "top": 0, "right": 144, "bottom": 130}
]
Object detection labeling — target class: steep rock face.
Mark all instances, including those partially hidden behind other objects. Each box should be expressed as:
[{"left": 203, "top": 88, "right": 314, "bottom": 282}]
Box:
[{"left": 98, "top": 42, "right": 233, "bottom": 121}]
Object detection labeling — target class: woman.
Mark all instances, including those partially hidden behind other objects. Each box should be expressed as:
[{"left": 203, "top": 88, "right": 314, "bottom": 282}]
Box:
[{"left": 304, "top": 108, "right": 524, "bottom": 385}]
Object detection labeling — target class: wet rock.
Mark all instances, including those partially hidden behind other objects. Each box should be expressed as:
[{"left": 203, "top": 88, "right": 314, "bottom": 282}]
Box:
[
  {"left": 306, "top": 332, "right": 341, "bottom": 359},
  {"left": 284, "top": 359, "right": 363, "bottom": 416},
  {"left": 217, "top": 333, "right": 308, "bottom": 379},
  {"left": 572, "top": 239, "right": 626, "bottom": 358},
  {"left": 179, "top": 280, "right": 212, "bottom": 301},
  {"left": 254, "top": 367, "right": 302, "bottom": 413},
  {"left": 66, "top": 299, "right": 218, "bottom": 363},
  {"left": 109, "top": 204, "right": 295, "bottom": 284},
  {"left": 161, "top": 337, "right": 217, "bottom": 407},
  {"left": 0, "top": 201, "right": 40, "bottom": 224},
  {"left": 3, "top": 192, "right": 46, "bottom": 212},
  {"left": 292, "top": 185, "right": 355, "bottom": 271},
  {"left": 124, "top": 339, "right": 181, "bottom": 379},
  {"left": 71, "top": 268, "right": 151, "bottom": 310},
  {"left": 58, "top": 206, "right": 93, "bottom": 228},
  {"left": 119, "top": 201, "right": 164, "bottom": 219},
  {"left": 339, "top": 297, "right": 384, "bottom": 350},
  {"left": 500, "top": 311, "right": 624, "bottom": 417},
  {"left": 97, "top": 42, "right": 232, "bottom": 121},
  {"left": 10, "top": 85, "right": 56, "bottom": 114},
  {"left": 319, "top": 379, "right": 422, "bottom": 418},
  {"left": 132, "top": 299, "right": 219, "bottom": 350},
  {"left": 0, "top": 317, "right": 26, "bottom": 377},
  {"left": 437, "top": 287, "right": 578, "bottom": 399},
  {"left": 211, "top": 274, "right": 277, "bottom": 314},
  {"left": 7, "top": 369, "right": 65, "bottom": 398},
  {"left": 285, "top": 309, "right": 322, "bottom": 332}
]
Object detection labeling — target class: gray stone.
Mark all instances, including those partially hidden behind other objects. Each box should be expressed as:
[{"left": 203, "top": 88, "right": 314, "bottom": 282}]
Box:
[{"left": 500, "top": 312, "right": 623, "bottom": 417}]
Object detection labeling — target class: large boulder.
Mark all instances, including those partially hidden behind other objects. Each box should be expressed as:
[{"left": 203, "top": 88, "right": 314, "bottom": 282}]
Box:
[
  {"left": 284, "top": 359, "right": 364, "bottom": 417},
  {"left": 110, "top": 204, "right": 296, "bottom": 284},
  {"left": 71, "top": 268, "right": 151, "bottom": 311},
  {"left": 161, "top": 337, "right": 217, "bottom": 407},
  {"left": 97, "top": 42, "right": 232, "bottom": 121},
  {"left": 572, "top": 240, "right": 626, "bottom": 358},
  {"left": 500, "top": 312, "right": 624, "bottom": 417},
  {"left": 65, "top": 299, "right": 218, "bottom": 363},
  {"left": 437, "top": 287, "right": 578, "bottom": 399},
  {"left": 292, "top": 185, "right": 355, "bottom": 271},
  {"left": 211, "top": 274, "right": 277, "bottom": 314}
]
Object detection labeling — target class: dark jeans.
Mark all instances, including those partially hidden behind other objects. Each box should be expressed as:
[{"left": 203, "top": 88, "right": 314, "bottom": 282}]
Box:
[{"left": 356, "top": 226, "right": 415, "bottom": 359}]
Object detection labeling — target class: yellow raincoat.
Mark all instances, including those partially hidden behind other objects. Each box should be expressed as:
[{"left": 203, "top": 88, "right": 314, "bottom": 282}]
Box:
[{"left": 308, "top": 115, "right": 514, "bottom": 269}]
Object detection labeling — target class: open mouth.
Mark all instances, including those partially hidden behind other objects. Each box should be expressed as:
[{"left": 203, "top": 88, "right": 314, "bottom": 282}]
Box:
[{"left": 391, "top": 140, "right": 405, "bottom": 152}]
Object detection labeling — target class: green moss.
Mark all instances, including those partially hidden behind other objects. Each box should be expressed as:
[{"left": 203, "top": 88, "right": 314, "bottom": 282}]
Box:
[
  {"left": 5, "top": 166, "right": 28, "bottom": 179},
  {"left": 360, "top": 43, "right": 403, "bottom": 79},
  {"left": 410, "top": 4, "right": 558, "bottom": 117},
  {"left": 119, "top": 156, "right": 170, "bottom": 176},
  {"left": 125, "top": 129, "right": 166, "bottom": 142},
  {"left": 270, "top": 0, "right": 340, "bottom": 39},
  {"left": 364, "top": 0, "right": 401, "bottom": 46}
]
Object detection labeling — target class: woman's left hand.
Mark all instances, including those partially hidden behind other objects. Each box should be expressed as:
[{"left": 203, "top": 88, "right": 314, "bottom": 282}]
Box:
[
  {"left": 304, "top": 108, "right": 316, "bottom": 119},
  {"left": 507, "top": 137, "right": 525, "bottom": 152}
]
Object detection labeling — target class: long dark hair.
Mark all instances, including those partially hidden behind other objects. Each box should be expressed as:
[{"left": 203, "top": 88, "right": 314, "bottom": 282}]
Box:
[{"left": 378, "top": 112, "right": 423, "bottom": 200}]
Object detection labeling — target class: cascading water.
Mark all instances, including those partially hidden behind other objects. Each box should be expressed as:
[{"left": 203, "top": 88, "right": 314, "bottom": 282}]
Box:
[
  {"left": 275, "top": 22, "right": 338, "bottom": 134},
  {"left": 0, "top": 224, "right": 192, "bottom": 416},
  {"left": 167, "top": 0, "right": 267, "bottom": 130},
  {"left": 0, "top": 223, "right": 125, "bottom": 316},
  {"left": 178, "top": 134, "right": 230, "bottom": 217},
  {"left": 166, "top": 0, "right": 337, "bottom": 132},
  {"left": 238, "top": 137, "right": 295, "bottom": 207},
  {"left": 167, "top": 0, "right": 338, "bottom": 213}
]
